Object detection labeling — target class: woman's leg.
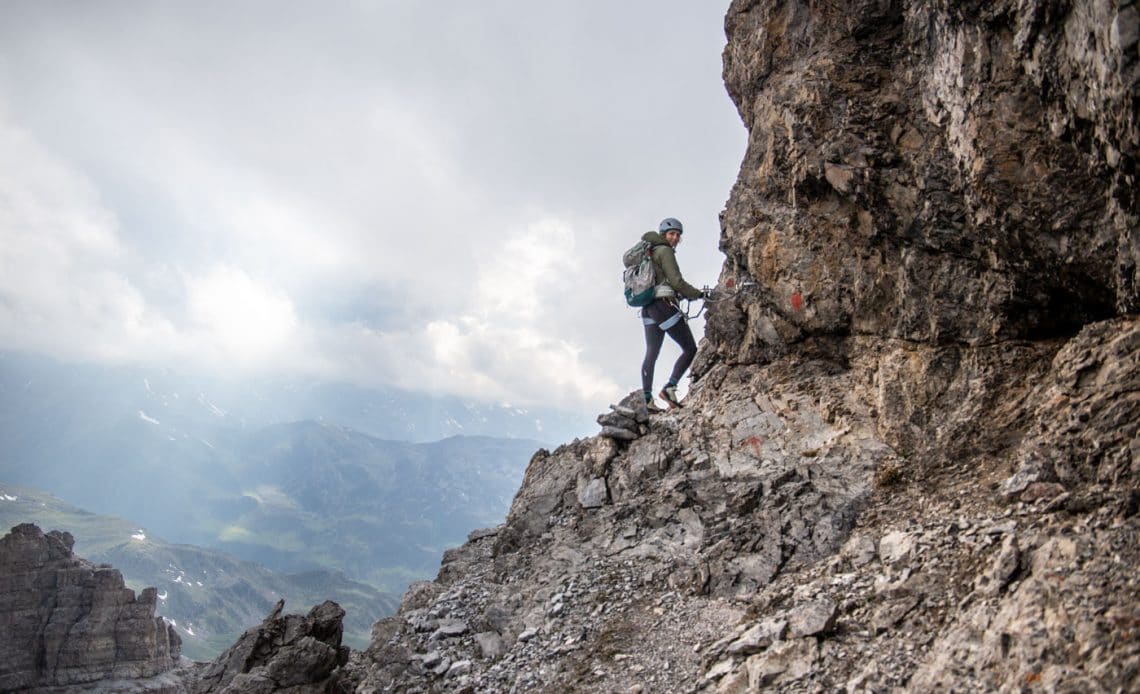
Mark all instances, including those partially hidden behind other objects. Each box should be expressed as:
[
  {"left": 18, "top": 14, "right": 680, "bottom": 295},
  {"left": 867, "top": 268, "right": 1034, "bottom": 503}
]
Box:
[
  {"left": 642, "top": 319, "right": 666, "bottom": 395},
  {"left": 665, "top": 319, "right": 697, "bottom": 386}
]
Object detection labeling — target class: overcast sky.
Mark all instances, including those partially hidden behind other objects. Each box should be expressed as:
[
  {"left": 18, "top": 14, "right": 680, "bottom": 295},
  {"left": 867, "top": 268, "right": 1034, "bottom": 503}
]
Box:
[{"left": 0, "top": 1, "right": 745, "bottom": 418}]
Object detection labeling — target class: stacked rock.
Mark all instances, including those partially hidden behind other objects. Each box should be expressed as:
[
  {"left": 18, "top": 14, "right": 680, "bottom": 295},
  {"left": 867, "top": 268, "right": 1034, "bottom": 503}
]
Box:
[{"left": 597, "top": 391, "right": 653, "bottom": 441}]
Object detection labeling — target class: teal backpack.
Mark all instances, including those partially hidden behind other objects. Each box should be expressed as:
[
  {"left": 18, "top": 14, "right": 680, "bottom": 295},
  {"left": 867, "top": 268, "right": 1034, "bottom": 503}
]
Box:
[{"left": 622, "top": 239, "right": 657, "bottom": 307}]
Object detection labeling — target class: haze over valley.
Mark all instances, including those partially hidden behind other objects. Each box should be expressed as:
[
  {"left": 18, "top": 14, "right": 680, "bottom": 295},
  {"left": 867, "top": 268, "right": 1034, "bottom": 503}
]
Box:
[{"left": 0, "top": 353, "right": 548, "bottom": 657}]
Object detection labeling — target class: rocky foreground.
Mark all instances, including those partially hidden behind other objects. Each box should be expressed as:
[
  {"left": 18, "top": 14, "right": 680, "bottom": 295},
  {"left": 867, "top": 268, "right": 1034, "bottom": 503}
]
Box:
[{"left": 344, "top": 319, "right": 1139, "bottom": 693}]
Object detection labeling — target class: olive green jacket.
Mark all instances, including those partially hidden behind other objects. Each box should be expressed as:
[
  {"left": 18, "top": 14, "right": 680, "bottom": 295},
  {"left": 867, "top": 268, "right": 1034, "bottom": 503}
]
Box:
[{"left": 641, "top": 231, "right": 703, "bottom": 300}]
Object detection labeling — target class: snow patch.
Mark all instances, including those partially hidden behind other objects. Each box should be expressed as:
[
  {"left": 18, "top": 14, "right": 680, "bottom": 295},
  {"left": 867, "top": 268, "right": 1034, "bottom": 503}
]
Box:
[
  {"left": 198, "top": 393, "right": 227, "bottom": 418},
  {"left": 157, "top": 591, "right": 168, "bottom": 601},
  {"left": 131, "top": 531, "right": 146, "bottom": 541},
  {"left": 1, "top": 494, "right": 17, "bottom": 501},
  {"left": 138, "top": 410, "right": 160, "bottom": 425},
  {"left": 185, "top": 625, "right": 196, "bottom": 636},
  {"left": 144, "top": 378, "right": 152, "bottom": 393}
]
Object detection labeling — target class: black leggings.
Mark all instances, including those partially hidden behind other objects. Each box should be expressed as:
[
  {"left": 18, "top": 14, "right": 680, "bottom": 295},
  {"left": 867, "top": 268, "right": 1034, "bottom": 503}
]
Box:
[{"left": 641, "top": 299, "right": 697, "bottom": 394}]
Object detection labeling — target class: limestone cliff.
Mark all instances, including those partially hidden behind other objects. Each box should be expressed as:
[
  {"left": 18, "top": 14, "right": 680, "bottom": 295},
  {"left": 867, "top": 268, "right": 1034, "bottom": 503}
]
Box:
[
  {"left": 344, "top": 1, "right": 1138, "bottom": 692},
  {"left": 0, "top": 523, "right": 355, "bottom": 694},
  {"left": 0, "top": 523, "right": 183, "bottom": 692}
]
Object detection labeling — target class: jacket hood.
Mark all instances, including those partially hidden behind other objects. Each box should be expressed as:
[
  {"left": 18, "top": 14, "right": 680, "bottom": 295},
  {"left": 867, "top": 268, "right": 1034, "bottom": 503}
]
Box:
[{"left": 642, "top": 231, "right": 669, "bottom": 245}]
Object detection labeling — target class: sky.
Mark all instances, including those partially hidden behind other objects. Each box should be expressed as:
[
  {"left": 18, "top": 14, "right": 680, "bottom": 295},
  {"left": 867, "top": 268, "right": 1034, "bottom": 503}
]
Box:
[{"left": 0, "top": 1, "right": 745, "bottom": 418}]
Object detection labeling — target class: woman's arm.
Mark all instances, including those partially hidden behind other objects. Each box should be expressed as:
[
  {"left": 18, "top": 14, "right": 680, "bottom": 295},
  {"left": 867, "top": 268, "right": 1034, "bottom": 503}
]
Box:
[{"left": 654, "top": 245, "right": 703, "bottom": 300}]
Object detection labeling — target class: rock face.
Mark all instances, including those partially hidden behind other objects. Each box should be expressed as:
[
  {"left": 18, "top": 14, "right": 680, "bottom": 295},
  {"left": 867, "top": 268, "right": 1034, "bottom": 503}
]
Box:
[
  {"left": 342, "top": 1, "right": 1138, "bottom": 692},
  {"left": 0, "top": 523, "right": 182, "bottom": 692},
  {"left": 192, "top": 599, "right": 350, "bottom": 693},
  {"left": 0, "top": 522, "right": 354, "bottom": 693}
]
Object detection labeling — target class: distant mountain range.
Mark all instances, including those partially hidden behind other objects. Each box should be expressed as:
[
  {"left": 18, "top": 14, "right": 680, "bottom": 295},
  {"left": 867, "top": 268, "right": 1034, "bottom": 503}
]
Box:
[
  {"left": 0, "top": 352, "right": 551, "bottom": 591},
  {"left": 0, "top": 484, "right": 399, "bottom": 661},
  {"left": 0, "top": 351, "right": 590, "bottom": 444}
]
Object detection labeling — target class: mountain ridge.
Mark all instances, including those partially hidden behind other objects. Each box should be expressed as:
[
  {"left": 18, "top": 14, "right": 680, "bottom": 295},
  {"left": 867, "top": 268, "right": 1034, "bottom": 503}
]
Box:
[{"left": 1, "top": 397, "right": 543, "bottom": 593}]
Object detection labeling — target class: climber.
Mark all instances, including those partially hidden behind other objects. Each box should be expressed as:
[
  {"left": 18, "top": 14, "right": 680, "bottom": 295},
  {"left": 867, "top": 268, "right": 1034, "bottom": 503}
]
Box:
[{"left": 640, "top": 217, "right": 707, "bottom": 411}]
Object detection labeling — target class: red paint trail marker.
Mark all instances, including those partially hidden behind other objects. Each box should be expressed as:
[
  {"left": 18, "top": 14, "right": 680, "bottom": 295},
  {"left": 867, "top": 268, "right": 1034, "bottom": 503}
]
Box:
[
  {"left": 743, "top": 435, "right": 764, "bottom": 457},
  {"left": 791, "top": 292, "right": 804, "bottom": 311}
]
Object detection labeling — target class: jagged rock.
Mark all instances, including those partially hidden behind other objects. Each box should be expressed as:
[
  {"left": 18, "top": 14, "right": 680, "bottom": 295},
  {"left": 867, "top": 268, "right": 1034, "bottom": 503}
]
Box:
[
  {"left": 878, "top": 531, "right": 916, "bottom": 565},
  {"left": 446, "top": 659, "right": 472, "bottom": 678},
  {"left": 703, "top": 659, "right": 736, "bottom": 682},
  {"left": 741, "top": 639, "right": 818, "bottom": 688},
  {"left": 585, "top": 436, "right": 621, "bottom": 473},
  {"left": 466, "top": 526, "right": 500, "bottom": 543},
  {"left": 1005, "top": 318, "right": 1140, "bottom": 494},
  {"left": 598, "top": 392, "right": 659, "bottom": 442},
  {"left": 726, "top": 619, "right": 787, "bottom": 655},
  {"left": 578, "top": 477, "right": 609, "bottom": 508},
  {"left": 428, "top": 619, "right": 469, "bottom": 640},
  {"left": 600, "top": 425, "right": 639, "bottom": 441},
  {"left": 0, "top": 523, "right": 181, "bottom": 692},
  {"left": 973, "top": 534, "right": 1020, "bottom": 597},
  {"left": 840, "top": 534, "right": 877, "bottom": 568},
  {"left": 787, "top": 599, "right": 838, "bottom": 638},
  {"left": 615, "top": 391, "right": 652, "bottom": 424},
  {"left": 473, "top": 631, "right": 505, "bottom": 660},
  {"left": 598, "top": 411, "right": 639, "bottom": 430},
  {"left": 870, "top": 594, "right": 922, "bottom": 634},
  {"left": 1019, "top": 482, "right": 1067, "bottom": 503},
  {"left": 193, "top": 599, "right": 348, "bottom": 693},
  {"left": 401, "top": 581, "right": 444, "bottom": 612}
]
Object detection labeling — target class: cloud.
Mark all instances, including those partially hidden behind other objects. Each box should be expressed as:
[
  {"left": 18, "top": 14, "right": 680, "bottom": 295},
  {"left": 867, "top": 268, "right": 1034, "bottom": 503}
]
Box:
[
  {"left": 0, "top": 112, "right": 170, "bottom": 361},
  {"left": 184, "top": 266, "right": 300, "bottom": 366},
  {"left": 0, "top": 2, "right": 744, "bottom": 414},
  {"left": 473, "top": 219, "right": 577, "bottom": 321}
]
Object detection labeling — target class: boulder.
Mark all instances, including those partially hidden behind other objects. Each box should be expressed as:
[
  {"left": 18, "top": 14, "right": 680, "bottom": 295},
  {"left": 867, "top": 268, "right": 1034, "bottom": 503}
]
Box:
[{"left": 193, "top": 599, "right": 348, "bottom": 693}]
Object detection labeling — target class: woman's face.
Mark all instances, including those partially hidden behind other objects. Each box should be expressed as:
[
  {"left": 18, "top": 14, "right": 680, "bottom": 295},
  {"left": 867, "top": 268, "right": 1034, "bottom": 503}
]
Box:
[{"left": 664, "top": 230, "right": 682, "bottom": 247}]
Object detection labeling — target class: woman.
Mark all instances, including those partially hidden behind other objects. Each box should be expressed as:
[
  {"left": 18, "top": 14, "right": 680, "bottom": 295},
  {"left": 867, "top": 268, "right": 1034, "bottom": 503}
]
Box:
[{"left": 640, "top": 217, "right": 705, "bottom": 410}]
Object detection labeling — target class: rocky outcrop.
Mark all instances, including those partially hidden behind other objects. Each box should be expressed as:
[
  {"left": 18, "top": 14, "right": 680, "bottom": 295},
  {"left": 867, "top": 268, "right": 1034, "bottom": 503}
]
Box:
[
  {"left": 343, "top": 0, "right": 1138, "bottom": 691},
  {"left": 0, "top": 524, "right": 354, "bottom": 694},
  {"left": 192, "top": 599, "right": 350, "bottom": 693},
  {"left": 0, "top": 523, "right": 182, "bottom": 692}
]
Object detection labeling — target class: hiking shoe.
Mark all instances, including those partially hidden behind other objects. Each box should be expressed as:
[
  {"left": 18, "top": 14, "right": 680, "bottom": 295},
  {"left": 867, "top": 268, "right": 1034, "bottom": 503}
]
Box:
[
  {"left": 644, "top": 399, "right": 666, "bottom": 414},
  {"left": 659, "top": 385, "right": 683, "bottom": 409}
]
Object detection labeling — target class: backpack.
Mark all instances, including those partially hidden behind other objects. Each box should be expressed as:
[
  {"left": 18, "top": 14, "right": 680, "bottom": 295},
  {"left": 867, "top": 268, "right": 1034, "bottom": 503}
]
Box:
[{"left": 622, "top": 239, "right": 658, "bottom": 307}]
